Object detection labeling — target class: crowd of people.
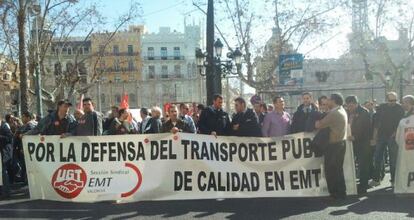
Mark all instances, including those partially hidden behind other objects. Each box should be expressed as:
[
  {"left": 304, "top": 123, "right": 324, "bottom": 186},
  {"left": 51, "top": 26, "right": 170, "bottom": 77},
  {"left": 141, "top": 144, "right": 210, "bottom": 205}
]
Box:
[{"left": 1, "top": 91, "right": 413, "bottom": 200}]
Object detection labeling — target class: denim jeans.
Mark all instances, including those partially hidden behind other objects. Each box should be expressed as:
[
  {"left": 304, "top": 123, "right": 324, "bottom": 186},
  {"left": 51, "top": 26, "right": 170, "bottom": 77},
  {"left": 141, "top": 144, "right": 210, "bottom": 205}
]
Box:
[{"left": 373, "top": 137, "right": 397, "bottom": 182}]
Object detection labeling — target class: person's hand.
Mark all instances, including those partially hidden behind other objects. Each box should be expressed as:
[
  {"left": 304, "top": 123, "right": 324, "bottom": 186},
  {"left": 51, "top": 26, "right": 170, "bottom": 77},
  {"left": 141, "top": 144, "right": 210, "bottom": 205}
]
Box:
[
  {"left": 211, "top": 131, "right": 217, "bottom": 138},
  {"left": 171, "top": 127, "right": 179, "bottom": 134},
  {"left": 233, "top": 124, "right": 240, "bottom": 131}
]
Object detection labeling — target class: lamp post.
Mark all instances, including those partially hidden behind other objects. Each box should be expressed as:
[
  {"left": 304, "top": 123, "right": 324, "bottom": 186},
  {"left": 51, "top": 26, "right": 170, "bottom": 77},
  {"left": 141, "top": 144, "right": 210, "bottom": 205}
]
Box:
[
  {"left": 196, "top": 39, "right": 243, "bottom": 105},
  {"left": 30, "top": 1, "right": 43, "bottom": 118},
  {"left": 195, "top": 0, "right": 243, "bottom": 105}
]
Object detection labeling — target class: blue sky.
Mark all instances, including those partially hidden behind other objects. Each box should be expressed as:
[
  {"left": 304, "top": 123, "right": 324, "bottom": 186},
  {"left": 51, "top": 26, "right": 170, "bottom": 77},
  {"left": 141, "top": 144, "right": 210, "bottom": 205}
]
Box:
[{"left": 97, "top": 0, "right": 202, "bottom": 33}]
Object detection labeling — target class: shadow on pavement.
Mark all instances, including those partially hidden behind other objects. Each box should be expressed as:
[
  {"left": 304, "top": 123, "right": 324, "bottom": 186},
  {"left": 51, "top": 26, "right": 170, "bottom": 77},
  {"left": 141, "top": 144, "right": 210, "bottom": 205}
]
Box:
[
  {"left": 0, "top": 187, "right": 413, "bottom": 219},
  {"left": 330, "top": 187, "right": 414, "bottom": 218}
]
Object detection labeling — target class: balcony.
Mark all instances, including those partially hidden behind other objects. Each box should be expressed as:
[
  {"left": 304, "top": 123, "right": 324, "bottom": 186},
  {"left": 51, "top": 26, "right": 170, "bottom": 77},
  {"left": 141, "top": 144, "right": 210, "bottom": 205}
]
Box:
[
  {"left": 143, "top": 56, "right": 185, "bottom": 61},
  {"left": 95, "top": 52, "right": 141, "bottom": 57},
  {"left": 96, "top": 67, "right": 139, "bottom": 73}
]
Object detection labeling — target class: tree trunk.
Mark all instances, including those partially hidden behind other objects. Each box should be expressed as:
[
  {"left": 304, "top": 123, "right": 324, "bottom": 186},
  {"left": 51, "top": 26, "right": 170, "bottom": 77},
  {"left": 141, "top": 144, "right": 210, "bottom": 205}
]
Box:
[{"left": 17, "top": 0, "right": 28, "bottom": 113}]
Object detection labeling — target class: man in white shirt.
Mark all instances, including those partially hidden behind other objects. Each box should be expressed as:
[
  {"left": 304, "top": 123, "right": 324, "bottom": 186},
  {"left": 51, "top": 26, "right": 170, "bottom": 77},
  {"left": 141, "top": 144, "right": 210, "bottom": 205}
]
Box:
[{"left": 395, "top": 95, "right": 414, "bottom": 193}]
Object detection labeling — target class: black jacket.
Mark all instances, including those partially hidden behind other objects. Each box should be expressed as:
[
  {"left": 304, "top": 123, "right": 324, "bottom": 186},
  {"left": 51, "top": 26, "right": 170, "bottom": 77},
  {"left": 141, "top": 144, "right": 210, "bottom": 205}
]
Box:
[
  {"left": 349, "top": 105, "right": 371, "bottom": 143},
  {"left": 146, "top": 117, "right": 162, "bottom": 134},
  {"left": 199, "top": 106, "right": 231, "bottom": 136},
  {"left": 230, "top": 108, "right": 262, "bottom": 137},
  {"left": 162, "top": 119, "right": 192, "bottom": 133},
  {"left": 291, "top": 104, "right": 320, "bottom": 133},
  {"left": 0, "top": 121, "right": 14, "bottom": 163}
]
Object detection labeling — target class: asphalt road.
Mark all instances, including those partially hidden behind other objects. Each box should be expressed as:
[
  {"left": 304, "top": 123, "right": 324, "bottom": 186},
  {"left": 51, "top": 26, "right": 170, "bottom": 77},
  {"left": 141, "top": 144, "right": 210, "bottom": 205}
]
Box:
[{"left": 0, "top": 177, "right": 413, "bottom": 219}]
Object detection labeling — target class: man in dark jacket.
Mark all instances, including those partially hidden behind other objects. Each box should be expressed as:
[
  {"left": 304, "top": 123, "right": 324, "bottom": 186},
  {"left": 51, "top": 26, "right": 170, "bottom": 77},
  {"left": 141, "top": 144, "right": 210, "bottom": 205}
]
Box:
[
  {"left": 162, "top": 105, "right": 192, "bottom": 133},
  {"left": 230, "top": 97, "right": 262, "bottom": 137},
  {"left": 345, "top": 96, "right": 372, "bottom": 194},
  {"left": 199, "top": 94, "right": 231, "bottom": 136},
  {"left": 74, "top": 97, "right": 103, "bottom": 136},
  {"left": 26, "top": 99, "right": 77, "bottom": 136},
  {"left": 291, "top": 92, "right": 319, "bottom": 133},
  {"left": 0, "top": 116, "right": 13, "bottom": 198}
]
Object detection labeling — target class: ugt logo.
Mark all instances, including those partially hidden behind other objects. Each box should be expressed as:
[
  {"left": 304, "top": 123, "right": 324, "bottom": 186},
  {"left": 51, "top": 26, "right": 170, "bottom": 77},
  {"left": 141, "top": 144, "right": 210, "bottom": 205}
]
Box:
[{"left": 51, "top": 163, "right": 87, "bottom": 199}]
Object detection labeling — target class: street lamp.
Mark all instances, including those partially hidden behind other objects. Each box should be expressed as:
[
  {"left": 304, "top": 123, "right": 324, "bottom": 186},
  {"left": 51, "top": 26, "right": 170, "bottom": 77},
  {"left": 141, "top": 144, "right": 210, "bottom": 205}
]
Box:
[
  {"left": 30, "top": 1, "right": 43, "bottom": 118},
  {"left": 196, "top": 39, "right": 244, "bottom": 104}
]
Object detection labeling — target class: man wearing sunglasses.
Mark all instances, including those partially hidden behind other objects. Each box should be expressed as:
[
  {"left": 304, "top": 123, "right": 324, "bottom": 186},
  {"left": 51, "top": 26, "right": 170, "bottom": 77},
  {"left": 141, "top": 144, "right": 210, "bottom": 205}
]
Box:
[{"left": 369, "top": 92, "right": 404, "bottom": 188}]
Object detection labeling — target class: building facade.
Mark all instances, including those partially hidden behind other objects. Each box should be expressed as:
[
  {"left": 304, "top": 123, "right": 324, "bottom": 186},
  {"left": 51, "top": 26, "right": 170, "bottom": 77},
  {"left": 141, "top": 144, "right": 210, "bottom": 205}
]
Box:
[
  {"left": 140, "top": 25, "right": 204, "bottom": 108},
  {"left": 88, "top": 25, "right": 144, "bottom": 112},
  {"left": 0, "top": 55, "right": 19, "bottom": 117}
]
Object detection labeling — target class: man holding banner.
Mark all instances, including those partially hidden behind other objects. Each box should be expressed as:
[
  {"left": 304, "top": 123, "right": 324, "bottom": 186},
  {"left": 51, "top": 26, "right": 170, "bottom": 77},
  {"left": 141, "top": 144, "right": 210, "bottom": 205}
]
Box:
[
  {"left": 315, "top": 93, "right": 348, "bottom": 199},
  {"left": 26, "top": 99, "right": 77, "bottom": 137}
]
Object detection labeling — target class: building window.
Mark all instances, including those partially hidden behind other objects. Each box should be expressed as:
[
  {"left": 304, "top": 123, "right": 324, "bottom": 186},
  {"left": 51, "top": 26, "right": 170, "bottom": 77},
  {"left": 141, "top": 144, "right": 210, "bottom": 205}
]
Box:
[
  {"left": 174, "top": 47, "right": 180, "bottom": 59},
  {"left": 148, "top": 65, "right": 155, "bottom": 79},
  {"left": 113, "top": 45, "right": 119, "bottom": 55},
  {"left": 62, "top": 47, "right": 67, "bottom": 54},
  {"left": 114, "top": 59, "right": 120, "bottom": 72},
  {"left": 78, "top": 47, "right": 83, "bottom": 55},
  {"left": 128, "top": 60, "right": 134, "bottom": 71},
  {"left": 128, "top": 45, "right": 133, "bottom": 55},
  {"left": 115, "top": 76, "right": 121, "bottom": 83},
  {"left": 161, "top": 47, "right": 167, "bottom": 59},
  {"left": 84, "top": 47, "right": 89, "bottom": 54},
  {"left": 129, "top": 93, "right": 136, "bottom": 107},
  {"left": 161, "top": 65, "right": 168, "bottom": 78},
  {"left": 174, "top": 65, "right": 181, "bottom": 78},
  {"left": 115, "top": 93, "right": 121, "bottom": 103},
  {"left": 148, "top": 47, "right": 154, "bottom": 59}
]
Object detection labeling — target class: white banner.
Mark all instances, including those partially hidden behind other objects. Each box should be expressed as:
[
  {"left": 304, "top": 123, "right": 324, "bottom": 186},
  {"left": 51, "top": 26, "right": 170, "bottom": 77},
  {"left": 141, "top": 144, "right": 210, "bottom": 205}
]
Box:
[
  {"left": 0, "top": 154, "right": 2, "bottom": 186},
  {"left": 23, "top": 133, "right": 356, "bottom": 202},
  {"left": 395, "top": 116, "right": 414, "bottom": 194}
]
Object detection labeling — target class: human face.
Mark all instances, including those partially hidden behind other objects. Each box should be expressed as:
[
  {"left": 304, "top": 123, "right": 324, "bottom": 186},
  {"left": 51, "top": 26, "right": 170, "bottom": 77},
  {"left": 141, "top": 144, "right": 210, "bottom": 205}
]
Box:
[
  {"left": 213, "top": 97, "right": 223, "bottom": 109},
  {"left": 180, "top": 104, "right": 189, "bottom": 115},
  {"left": 152, "top": 110, "right": 161, "bottom": 118},
  {"left": 83, "top": 101, "right": 94, "bottom": 113},
  {"left": 253, "top": 104, "right": 261, "bottom": 114},
  {"left": 273, "top": 98, "right": 285, "bottom": 112},
  {"left": 234, "top": 101, "right": 245, "bottom": 113},
  {"left": 364, "top": 102, "right": 373, "bottom": 111},
  {"left": 387, "top": 94, "right": 398, "bottom": 106},
  {"left": 346, "top": 102, "right": 358, "bottom": 113},
  {"left": 169, "top": 107, "right": 178, "bottom": 120},
  {"left": 302, "top": 94, "right": 312, "bottom": 106},
  {"left": 21, "top": 115, "right": 29, "bottom": 124},
  {"left": 319, "top": 98, "right": 328, "bottom": 112},
  {"left": 402, "top": 99, "right": 413, "bottom": 112},
  {"left": 58, "top": 104, "right": 70, "bottom": 115},
  {"left": 112, "top": 108, "right": 119, "bottom": 118}
]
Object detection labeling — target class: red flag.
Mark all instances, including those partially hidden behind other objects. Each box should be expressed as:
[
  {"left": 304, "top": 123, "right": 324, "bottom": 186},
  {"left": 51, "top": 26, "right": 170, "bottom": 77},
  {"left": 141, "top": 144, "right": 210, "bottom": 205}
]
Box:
[
  {"left": 120, "top": 93, "right": 129, "bottom": 110},
  {"left": 77, "top": 94, "right": 84, "bottom": 110}
]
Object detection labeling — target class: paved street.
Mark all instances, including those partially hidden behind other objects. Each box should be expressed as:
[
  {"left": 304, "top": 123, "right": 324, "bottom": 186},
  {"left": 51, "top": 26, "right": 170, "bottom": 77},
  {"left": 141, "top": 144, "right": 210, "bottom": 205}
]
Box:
[{"left": 0, "top": 177, "right": 413, "bottom": 220}]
